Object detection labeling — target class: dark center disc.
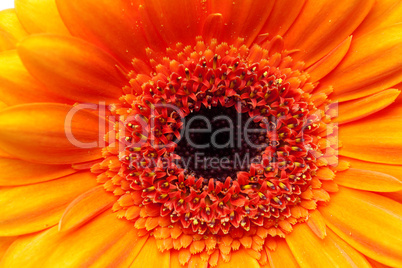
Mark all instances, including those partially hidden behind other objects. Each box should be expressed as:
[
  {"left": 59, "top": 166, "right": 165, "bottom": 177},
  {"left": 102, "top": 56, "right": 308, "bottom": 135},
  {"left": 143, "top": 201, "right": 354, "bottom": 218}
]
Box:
[{"left": 175, "top": 106, "right": 268, "bottom": 180}]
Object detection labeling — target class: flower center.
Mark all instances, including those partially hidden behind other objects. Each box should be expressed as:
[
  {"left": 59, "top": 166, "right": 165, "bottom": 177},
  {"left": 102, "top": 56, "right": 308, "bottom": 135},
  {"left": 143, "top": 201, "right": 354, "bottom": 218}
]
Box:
[
  {"left": 92, "top": 36, "right": 338, "bottom": 259},
  {"left": 176, "top": 105, "right": 266, "bottom": 179}
]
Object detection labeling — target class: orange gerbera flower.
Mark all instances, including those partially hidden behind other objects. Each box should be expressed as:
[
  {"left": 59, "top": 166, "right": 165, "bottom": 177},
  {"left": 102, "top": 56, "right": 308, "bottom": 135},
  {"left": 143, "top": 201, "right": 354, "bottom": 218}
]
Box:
[{"left": 0, "top": 0, "right": 401, "bottom": 267}]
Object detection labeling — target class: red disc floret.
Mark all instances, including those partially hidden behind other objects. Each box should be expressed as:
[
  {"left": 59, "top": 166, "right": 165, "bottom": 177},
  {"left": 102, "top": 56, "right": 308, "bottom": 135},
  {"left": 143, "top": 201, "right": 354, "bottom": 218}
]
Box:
[{"left": 96, "top": 37, "right": 335, "bottom": 237}]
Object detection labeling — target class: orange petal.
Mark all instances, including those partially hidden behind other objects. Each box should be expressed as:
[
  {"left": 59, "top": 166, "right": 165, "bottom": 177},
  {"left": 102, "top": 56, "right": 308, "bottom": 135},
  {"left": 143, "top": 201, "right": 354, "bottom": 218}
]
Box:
[
  {"left": 87, "top": 232, "right": 148, "bottom": 268},
  {"left": 188, "top": 254, "right": 208, "bottom": 268},
  {"left": 170, "top": 250, "right": 187, "bottom": 268},
  {"left": 320, "top": 187, "right": 402, "bottom": 267},
  {"left": 15, "top": 0, "right": 69, "bottom": 34},
  {"left": 359, "top": 95, "right": 402, "bottom": 121},
  {"left": 202, "top": 13, "right": 223, "bottom": 44},
  {"left": 0, "top": 103, "right": 105, "bottom": 164},
  {"left": 0, "top": 236, "right": 18, "bottom": 260},
  {"left": 0, "top": 50, "right": 69, "bottom": 105},
  {"left": 353, "top": 0, "right": 402, "bottom": 38},
  {"left": 335, "top": 168, "right": 402, "bottom": 192},
  {"left": 266, "top": 238, "right": 299, "bottom": 268},
  {"left": 139, "top": 0, "right": 206, "bottom": 46},
  {"left": 260, "top": 0, "right": 306, "bottom": 38},
  {"left": 56, "top": 0, "right": 149, "bottom": 67},
  {"left": 216, "top": 249, "right": 260, "bottom": 268},
  {"left": 320, "top": 24, "right": 402, "bottom": 101},
  {"left": 130, "top": 237, "right": 171, "bottom": 267},
  {"left": 1, "top": 210, "right": 147, "bottom": 267},
  {"left": 0, "top": 9, "right": 28, "bottom": 51},
  {"left": 0, "top": 101, "right": 6, "bottom": 110},
  {"left": 0, "top": 158, "right": 76, "bottom": 186},
  {"left": 145, "top": 217, "right": 159, "bottom": 231},
  {"left": 337, "top": 89, "right": 400, "bottom": 124},
  {"left": 0, "top": 31, "right": 14, "bottom": 52},
  {"left": 178, "top": 248, "right": 191, "bottom": 265},
  {"left": 286, "top": 223, "right": 371, "bottom": 267},
  {"left": 366, "top": 257, "right": 391, "bottom": 268},
  {"left": 135, "top": 5, "right": 167, "bottom": 51},
  {"left": 306, "top": 210, "right": 327, "bottom": 239},
  {"left": 321, "top": 181, "right": 339, "bottom": 193},
  {"left": 341, "top": 156, "right": 402, "bottom": 181},
  {"left": 207, "top": 0, "right": 275, "bottom": 46},
  {"left": 307, "top": 36, "right": 352, "bottom": 83},
  {"left": 339, "top": 109, "right": 402, "bottom": 165},
  {"left": 0, "top": 148, "right": 14, "bottom": 159},
  {"left": 0, "top": 172, "right": 98, "bottom": 236},
  {"left": 381, "top": 190, "right": 402, "bottom": 203},
  {"left": 283, "top": 0, "right": 374, "bottom": 66},
  {"left": 59, "top": 186, "right": 116, "bottom": 232},
  {"left": 18, "top": 34, "right": 127, "bottom": 104}
]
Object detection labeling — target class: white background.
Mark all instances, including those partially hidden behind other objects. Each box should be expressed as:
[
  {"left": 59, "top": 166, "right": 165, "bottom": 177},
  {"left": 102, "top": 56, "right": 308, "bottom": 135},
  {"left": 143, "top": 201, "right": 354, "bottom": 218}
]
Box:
[{"left": 0, "top": 0, "right": 14, "bottom": 11}]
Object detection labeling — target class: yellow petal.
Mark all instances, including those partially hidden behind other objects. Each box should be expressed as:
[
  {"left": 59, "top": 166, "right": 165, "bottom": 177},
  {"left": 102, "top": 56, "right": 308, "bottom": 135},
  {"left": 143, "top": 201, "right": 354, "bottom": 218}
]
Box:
[
  {"left": 0, "top": 172, "right": 98, "bottom": 236},
  {"left": 0, "top": 158, "right": 76, "bottom": 186},
  {"left": 0, "top": 210, "right": 146, "bottom": 268},
  {"left": 15, "top": 0, "right": 69, "bottom": 34},
  {"left": 0, "top": 50, "right": 68, "bottom": 105},
  {"left": 0, "top": 103, "right": 105, "bottom": 164},
  {"left": 0, "top": 9, "right": 28, "bottom": 51},
  {"left": 0, "top": 101, "right": 6, "bottom": 111},
  {"left": 0, "top": 31, "right": 14, "bottom": 52},
  {"left": 17, "top": 34, "right": 127, "bottom": 104}
]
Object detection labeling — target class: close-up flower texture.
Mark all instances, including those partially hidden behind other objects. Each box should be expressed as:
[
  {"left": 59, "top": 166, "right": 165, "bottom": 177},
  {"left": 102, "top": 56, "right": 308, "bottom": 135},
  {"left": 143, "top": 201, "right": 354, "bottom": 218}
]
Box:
[{"left": 0, "top": 0, "right": 402, "bottom": 267}]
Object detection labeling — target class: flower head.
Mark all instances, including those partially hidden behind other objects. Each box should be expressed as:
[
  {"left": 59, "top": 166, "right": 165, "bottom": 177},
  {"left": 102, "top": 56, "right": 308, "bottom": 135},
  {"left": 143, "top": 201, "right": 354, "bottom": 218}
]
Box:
[{"left": 0, "top": 0, "right": 401, "bottom": 267}]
